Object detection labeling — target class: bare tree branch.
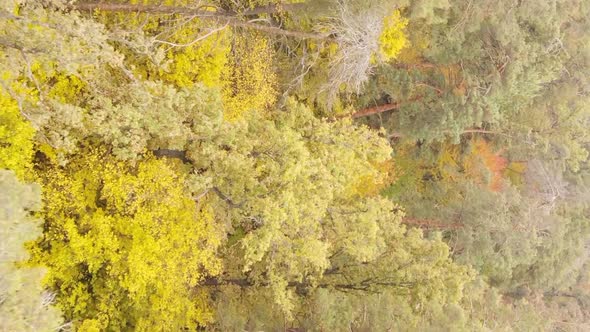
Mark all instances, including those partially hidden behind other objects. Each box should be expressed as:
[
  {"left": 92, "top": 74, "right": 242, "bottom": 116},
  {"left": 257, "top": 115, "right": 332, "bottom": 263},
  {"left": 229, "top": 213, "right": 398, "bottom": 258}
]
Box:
[{"left": 153, "top": 23, "right": 228, "bottom": 47}]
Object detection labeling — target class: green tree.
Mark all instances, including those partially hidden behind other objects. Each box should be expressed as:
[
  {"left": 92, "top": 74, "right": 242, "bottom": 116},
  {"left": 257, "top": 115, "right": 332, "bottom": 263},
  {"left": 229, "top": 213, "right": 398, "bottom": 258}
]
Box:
[
  {"left": 0, "top": 171, "right": 64, "bottom": 331},
  {"left": 353, "top": 0, "right": 585, "bottom": 145},
  {"left": 174, "top": 100, "right": 474, "bottom": 324}
]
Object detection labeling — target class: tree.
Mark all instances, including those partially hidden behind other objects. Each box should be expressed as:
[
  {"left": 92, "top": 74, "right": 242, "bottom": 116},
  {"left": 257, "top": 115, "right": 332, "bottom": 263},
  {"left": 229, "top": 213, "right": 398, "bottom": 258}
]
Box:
[
  {"left": 73, "top": 1, "right": 330, "bottom": 40},
  {"left": 322, "top": 1, "right": 409, "bottom": 99},
  {"left": 0, "top": 171, "right": 64, "bottom": 331},
  {"left": 383, "top": 140, "right": 543, "bottom": 288},
  {"left": 73, "top": 0, "right": 412, "bottom": 108},
  {"left": 88, "top": 0, "right": 232, "bottom": 89},
  {"left": 4, "top": 0, "right": 588, "bottom": 329},
  {"left": 2, "top": 5, "right": 418, "bottom": 320},
  {"left": 354, "top": 0, "right": 575, "bottom": 143},
  {"left": 0, "top": 0, "right": 131, "bottom": 158},
  {"left": 29, "top": 149, "right": 222, "bottom": 330},
  {"left": 210, "top": 220, "right": 474, "bottom": 331},
  {"left": 292, "top": 277, "right": 547, "bottom": 331},
  {"left": 168, "top": 100, "right": 474, "bottom": 323},
  {"left": 1, "top": 0, "right": 230, "bottom": 161}
]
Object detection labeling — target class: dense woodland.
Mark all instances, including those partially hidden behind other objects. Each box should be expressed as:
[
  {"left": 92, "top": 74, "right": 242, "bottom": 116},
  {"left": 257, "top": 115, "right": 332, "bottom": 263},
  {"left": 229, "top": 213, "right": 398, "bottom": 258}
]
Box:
[{"left": 1, "top": 0, "right": 589, "bottom": 331}]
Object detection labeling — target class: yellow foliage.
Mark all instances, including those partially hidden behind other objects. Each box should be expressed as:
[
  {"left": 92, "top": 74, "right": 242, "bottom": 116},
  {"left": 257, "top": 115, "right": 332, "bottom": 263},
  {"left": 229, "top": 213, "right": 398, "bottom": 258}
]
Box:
[
  {"left": 348, "top": 160, "right": 397, "bottom": 198},
  {"left": 77, "top": 319, "right": 102, "bottom": 332},
  {"left": 93, "top": 3, "right": 230, "bottom": 88},
  {"left": 46, "top": 72, "right": 86, "bottom": 104},
  {"left": 157, "top": 25, "right": 231, "bottom": 88},
  {"left": 30, "top": 149, "right": 222, "bottom": 330},
  {"left": 36, "top": 142, "right": 57, "bottom": 164},
  {"left": 396, "top": 29, "right": 430, "bottom": 64},
  {"left": 0, "top": 92, "right": 35, "bottom": 179},
  {"left": 222, "top": 33, "right": 277, "bottom": 120},
  {"left": 437, "top": 142, "right": 461, "bottom": 181},
  {"left": 504, "top": 161, "right": 527, "bottom": 186},
  {"left": 379, "top": 10, "right": 409, "bottom": 61}
]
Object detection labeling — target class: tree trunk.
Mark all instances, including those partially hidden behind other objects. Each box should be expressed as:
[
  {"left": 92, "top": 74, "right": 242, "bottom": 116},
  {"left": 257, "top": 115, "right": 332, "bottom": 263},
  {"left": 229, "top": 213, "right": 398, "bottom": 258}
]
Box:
[
  {"left": 73, "top": 2, "right": 328, "bottom": 40},
  {"left": 152, "top": 149, "right": 190, "bottom": 163},
  {"left": 351, "top": 102, "right": 402, "bottom": 119},
  {"left": 402, "top": 217, "right": 463, "bottom": 230},
  {"left": 201, "top": 277, "right": 416, "bottom": 291},
  {"left": 386, "top": 128, "right": 505, "bottom": 139},
  {"left": 351, "top": 96, "right": 424, "bottom": 119}
]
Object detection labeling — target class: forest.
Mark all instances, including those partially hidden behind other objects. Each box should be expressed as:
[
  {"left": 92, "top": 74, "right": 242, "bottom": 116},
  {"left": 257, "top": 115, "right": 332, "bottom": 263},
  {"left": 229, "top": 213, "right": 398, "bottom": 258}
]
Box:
[{"left": 1, "top": 0, "right": 589, "bottom": 331}]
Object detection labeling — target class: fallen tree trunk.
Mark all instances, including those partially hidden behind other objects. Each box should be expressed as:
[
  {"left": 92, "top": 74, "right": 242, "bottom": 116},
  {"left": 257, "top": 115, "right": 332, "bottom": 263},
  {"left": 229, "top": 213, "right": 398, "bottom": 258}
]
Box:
[
  {"left": 351, "top": 95, "right": 424, "bottom": 119},
  {"left": 351, "top": 102, "right": 402, "bottom": 119}
]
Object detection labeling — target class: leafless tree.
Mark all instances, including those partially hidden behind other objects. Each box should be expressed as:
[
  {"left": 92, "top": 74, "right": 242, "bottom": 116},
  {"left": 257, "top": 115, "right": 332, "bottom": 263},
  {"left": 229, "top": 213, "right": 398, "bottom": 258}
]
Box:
[
  {"left": 525, "top": 159, "right": 569, "bottom": 215},
  {"left": 322, "top": 1, "right": 388, "bottom": 102}
]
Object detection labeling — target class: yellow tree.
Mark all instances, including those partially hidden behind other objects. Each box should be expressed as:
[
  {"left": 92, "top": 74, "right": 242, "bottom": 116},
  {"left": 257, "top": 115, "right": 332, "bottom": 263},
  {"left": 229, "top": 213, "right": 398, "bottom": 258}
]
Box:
[
  {"left": 0, "top": 88, "right": 64, "bottom": 330},
  {"left": 29, "top": 149, "right": 222, "bottom": 331},
  {"left": 0, "top": 93, "right": 35, "bottom": 179}
]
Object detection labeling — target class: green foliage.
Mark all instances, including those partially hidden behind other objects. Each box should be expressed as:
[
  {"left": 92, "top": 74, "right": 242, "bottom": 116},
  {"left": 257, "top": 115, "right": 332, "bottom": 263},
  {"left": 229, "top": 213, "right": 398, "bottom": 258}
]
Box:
[
  {"left": 295, "top": 278, "right": 547, "bottom": 331},
  {"left": 0, "top": 0, "right": 588, "bottom": 330},
  {"left": 0, "top": 170, "right": 64, "bottom": 331},
  {"left": 2, "top": 0, "right": 226, "bottom": 160},
  {"left": 386, "top": 143, "right": 539, "bottom": 287},
  {"left": 0, "top": 0, "right": 126, "bottom": 157},
  {"left": 30, "top": 149, "right": 221, "bottom": 330},
  {"left": 355, "top": 0, "right": 582, "bottom": 146},
  {"left": 212, "top": 223, "right": 474, "bottom": 330},
  {"left": 86, "top": 80, "right": 223, "bottom": 159},
  {"left": 512, "top": 206, "right": 590, "bottom": 293},
  {"left": 187, "top": 100, "right": 395, "bottom": 312}
]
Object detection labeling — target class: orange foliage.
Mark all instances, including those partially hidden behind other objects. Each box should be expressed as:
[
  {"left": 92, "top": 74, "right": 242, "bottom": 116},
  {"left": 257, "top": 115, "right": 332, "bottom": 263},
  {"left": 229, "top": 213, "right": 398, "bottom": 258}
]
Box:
[{"left": 463, "top": 139, "right": 508, "bottom": 191}]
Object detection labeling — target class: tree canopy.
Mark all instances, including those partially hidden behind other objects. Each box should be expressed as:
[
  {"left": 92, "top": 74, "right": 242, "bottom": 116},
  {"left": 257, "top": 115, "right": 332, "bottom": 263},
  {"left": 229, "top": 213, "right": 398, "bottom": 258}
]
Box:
[{"left": 1, "top": 0, "right": 589, "bottom": 330}]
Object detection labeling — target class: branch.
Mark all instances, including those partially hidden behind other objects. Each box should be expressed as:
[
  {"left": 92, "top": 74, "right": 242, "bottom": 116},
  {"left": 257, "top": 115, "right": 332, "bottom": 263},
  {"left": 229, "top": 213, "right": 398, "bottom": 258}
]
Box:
[
  {"left": 461, "top": 129, "right": 512, "bottom": 138},
  {"left": 0, "top": 36, "right": 43, "bottom": 54},
  {"left": 154, "top": 23, "right": 228, "bottom": 47},
  {"left": 73, "top": 2, "right": 329, "bottom": 40},
  {"left": 415, "top": 82, "right": 444, "bottom": 95},
  {"left": 0, "top": 81, "right": 33, "bottom": 123},
  {"left": 241, "top": 3, "right": 307, "bottom": 16},
  {"left": 193, "top": 189, "right": 210, "bottom": 202},
  {"left": 201, "top": 276, "right": 416, "bottom": 294},
  {"left": 392, "top": 62, "right": 438, "bottom": 70},
  {"left": 212, "top": 187, "right": 244, "bottom": 208},
  {"left": 75, "top": 2, "right": 307, "bottom": 16},
  {"left": 74, "top": 2, "right": 219, "bottom": 15}
]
